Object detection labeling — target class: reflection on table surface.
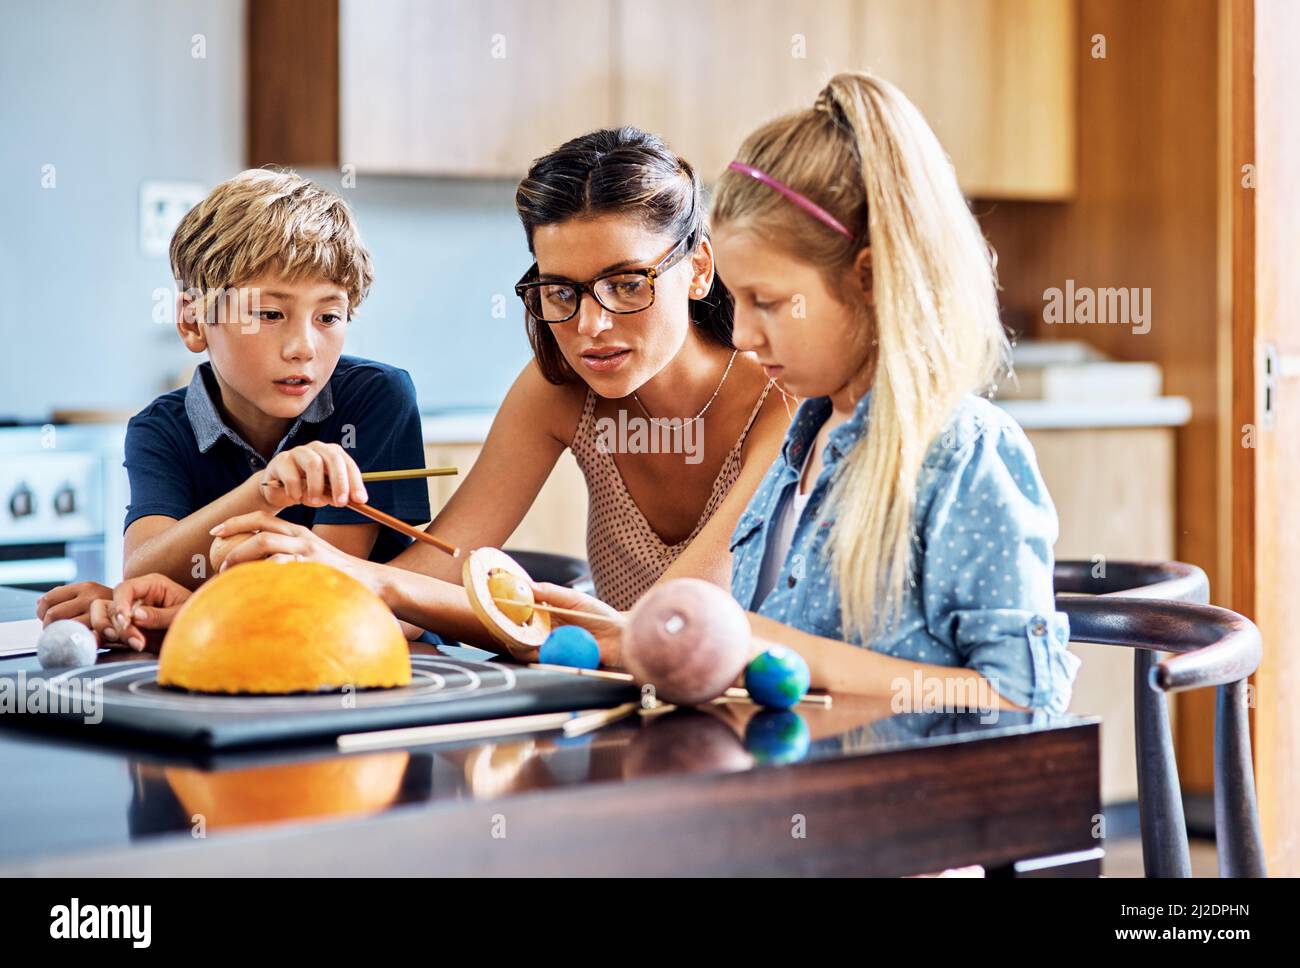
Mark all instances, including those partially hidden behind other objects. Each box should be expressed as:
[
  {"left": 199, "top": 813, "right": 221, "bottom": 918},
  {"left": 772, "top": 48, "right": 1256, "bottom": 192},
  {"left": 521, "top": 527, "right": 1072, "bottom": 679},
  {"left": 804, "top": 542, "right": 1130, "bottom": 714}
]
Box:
[
  {"left": 0, "top": 635, "right": 1083, "bottom": 861},
  {"left": 126, "top": 701, "right": 1064, "bottom": 836}
]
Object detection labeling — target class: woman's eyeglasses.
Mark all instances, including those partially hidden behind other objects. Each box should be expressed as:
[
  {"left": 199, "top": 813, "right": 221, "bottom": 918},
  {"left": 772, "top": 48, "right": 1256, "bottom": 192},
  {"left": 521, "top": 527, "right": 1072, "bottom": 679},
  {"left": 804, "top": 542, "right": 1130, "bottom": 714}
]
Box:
[{"left": 514, "top": 235, "right": 692, "bottom": 324}]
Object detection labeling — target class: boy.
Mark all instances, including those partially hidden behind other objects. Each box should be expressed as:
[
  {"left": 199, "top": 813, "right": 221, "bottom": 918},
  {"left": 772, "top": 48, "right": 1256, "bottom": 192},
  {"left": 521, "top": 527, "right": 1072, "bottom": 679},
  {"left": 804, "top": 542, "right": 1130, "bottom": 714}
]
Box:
[{"left": 37, "top": 169, "right": 430, "bottom": 639}]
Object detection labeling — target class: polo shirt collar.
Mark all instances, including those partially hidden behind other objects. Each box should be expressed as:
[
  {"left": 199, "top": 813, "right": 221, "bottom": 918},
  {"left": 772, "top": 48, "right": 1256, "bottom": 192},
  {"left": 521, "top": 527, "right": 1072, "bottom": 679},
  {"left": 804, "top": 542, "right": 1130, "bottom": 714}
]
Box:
[
  {"left": 184, "top": 362, "right": 335, "bottom": 457},
  {"left": 827, "top": 388, "right": 873, "bottom": 460}
]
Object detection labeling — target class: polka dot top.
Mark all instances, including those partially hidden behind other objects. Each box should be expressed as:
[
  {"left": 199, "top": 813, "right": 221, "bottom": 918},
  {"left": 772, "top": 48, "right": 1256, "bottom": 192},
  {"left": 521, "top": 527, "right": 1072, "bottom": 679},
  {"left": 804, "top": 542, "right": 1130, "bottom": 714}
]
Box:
[
  {"left": 728, "top": 391, "right": 1081, "bottom": 716},
  {"left": 571, "top": 381, "right": 773, "bottom": 610}
]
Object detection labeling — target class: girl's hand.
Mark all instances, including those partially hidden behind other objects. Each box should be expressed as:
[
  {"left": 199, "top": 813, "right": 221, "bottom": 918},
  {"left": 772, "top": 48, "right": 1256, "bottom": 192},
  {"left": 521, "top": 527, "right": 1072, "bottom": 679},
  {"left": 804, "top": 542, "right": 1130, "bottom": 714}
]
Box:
[
  {"left": 257, "top": 442, "right": 368, "bottom": 510},
  {"left": 36, "top": 581, "right": 112, "bottom": 629},
  {"left": 90, "top": 574, "right": 192, "bottom": 651},
  {"left": 529, "top": 581, "right": 626, "bottom": 668},
  {"left": 210, "top": 511, "right": 379, "bottom": 590}
]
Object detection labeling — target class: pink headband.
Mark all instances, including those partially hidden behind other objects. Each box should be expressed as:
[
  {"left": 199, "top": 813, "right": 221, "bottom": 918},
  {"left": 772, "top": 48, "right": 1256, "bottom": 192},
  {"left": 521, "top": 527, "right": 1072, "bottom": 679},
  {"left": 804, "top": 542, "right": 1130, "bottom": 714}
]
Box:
[{"left": 726, "top": 161, "right": 853, "bottom": 239}]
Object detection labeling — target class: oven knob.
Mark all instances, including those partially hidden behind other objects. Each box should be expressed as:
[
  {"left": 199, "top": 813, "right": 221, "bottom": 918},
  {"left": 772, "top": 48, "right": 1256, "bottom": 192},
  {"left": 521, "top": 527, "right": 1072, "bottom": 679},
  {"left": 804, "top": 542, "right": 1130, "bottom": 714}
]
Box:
[
  {"left": 53, "top": 483, "right": 77, "bottom": 516},
  {"left": 9, "top": 483, "right": 34, "bottom": 519}
]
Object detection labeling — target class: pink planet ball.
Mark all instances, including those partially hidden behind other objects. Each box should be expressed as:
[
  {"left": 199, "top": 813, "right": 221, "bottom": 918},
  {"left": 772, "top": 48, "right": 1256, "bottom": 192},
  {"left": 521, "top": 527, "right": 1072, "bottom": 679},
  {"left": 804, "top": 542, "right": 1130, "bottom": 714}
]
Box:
[{"left": 624, "top": 578, "right": 752, "bottom": 706}]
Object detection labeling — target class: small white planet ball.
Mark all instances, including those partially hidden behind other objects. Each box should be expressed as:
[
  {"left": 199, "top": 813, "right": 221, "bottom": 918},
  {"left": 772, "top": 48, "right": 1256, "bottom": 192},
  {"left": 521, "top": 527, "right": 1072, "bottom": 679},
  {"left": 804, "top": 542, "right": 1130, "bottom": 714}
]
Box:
[
  {"left": 37, "top": 620, "right": 99, "bottom": 669},
  {"left": 624, "top": 578, "right": 752, "bottom": 706}
]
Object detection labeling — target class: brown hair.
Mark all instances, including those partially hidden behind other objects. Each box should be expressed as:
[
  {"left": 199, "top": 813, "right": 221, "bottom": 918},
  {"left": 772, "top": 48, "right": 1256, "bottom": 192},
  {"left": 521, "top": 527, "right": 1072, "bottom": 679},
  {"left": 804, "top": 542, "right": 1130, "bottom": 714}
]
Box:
[
  {"left": 170, "top": 168, "right": 374, "bottom": 319},
  {"left": 514, "top": 127, "right": 734, "bottom": 384}
]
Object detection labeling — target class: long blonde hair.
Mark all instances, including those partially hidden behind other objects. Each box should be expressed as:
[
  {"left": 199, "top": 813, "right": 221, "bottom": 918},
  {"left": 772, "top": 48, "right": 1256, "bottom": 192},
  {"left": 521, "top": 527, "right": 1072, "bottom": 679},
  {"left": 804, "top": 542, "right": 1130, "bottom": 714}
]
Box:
[{"left": 711, "top": 72, "right": 1009, "bottom": 640}]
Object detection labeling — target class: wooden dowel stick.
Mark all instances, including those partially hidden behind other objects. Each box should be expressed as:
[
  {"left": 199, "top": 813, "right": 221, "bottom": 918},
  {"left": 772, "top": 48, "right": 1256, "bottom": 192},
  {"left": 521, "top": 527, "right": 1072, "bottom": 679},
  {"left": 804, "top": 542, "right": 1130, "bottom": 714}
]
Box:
[
  {"left": 528, "top": 662, "right": 634, "bottom": 682},
  {"left": 562, "top": 702, "right": 639, "bottom": 737},
  {"left": 493, "top": 598, "right": 626, "bottom": 626},
  {"left": 338, "top": 706, "right": 619, "bottom": 751},
  {"left": 264, "top": 466, "right": 458, "bottom": 486},
  {"left": 350, "top": 499, "right": 460, "bottom": 557},
  {"left": 255, "top": 465, "right": 460, "bottom": 556},
  {"left": 360, "top": 466, "right": 458, "bottom": 482},
  {"left": 722, "top": 685, "right": 833, "bottom": 707}
]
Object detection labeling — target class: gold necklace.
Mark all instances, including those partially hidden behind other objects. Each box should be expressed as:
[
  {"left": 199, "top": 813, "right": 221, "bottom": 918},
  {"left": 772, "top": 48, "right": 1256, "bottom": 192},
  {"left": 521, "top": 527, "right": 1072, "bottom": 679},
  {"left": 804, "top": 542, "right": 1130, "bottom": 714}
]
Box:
[{"left": 632, "top": 349, "right": 739, "bottom": 425}]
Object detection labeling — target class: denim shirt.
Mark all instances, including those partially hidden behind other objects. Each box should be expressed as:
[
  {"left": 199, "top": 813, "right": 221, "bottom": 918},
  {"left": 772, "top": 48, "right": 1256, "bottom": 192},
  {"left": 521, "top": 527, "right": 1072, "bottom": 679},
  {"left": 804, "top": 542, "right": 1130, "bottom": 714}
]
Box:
[{"left": 729, "top": 391, "right": 1081, "bottom": 715}]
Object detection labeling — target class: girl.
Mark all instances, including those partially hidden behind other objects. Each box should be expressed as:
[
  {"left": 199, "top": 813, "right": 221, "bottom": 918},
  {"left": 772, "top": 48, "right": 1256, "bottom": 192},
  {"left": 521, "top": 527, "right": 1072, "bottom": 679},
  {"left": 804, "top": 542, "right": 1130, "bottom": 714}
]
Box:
[
  {"left": 99, "top": 128, "right": 789, "bottom": 648},
  {"left": 547, "top": 72, "right": 1079, "bottom": 715}
]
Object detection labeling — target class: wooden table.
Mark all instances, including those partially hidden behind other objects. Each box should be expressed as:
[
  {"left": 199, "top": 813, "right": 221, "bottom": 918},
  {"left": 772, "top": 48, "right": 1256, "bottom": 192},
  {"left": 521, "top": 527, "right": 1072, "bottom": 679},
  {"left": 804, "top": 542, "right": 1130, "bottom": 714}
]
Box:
[{"left": 0, "top": 589, "right": 1101, "bottom": 876}]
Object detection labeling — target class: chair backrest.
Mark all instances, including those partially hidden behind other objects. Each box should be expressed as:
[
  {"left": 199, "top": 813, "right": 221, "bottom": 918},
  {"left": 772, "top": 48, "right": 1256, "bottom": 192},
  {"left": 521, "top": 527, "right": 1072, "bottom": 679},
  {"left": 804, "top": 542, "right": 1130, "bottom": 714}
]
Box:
[
  {"left": 502, "top": 549, "right": 595, "bottom": 596},
  {"left": 1054, "top": 560, "right": 1266, "bottom": 878}
]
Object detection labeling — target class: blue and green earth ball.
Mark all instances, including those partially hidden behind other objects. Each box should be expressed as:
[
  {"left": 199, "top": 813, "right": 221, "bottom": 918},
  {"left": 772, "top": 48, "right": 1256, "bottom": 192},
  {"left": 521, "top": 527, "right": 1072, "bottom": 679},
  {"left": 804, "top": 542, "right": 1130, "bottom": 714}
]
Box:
[
  {"left": 744, "top": 646, "right": 811, "bottom": 710},
  {"left": 744, "top": 710, "right": 811, "bottom": 764}
]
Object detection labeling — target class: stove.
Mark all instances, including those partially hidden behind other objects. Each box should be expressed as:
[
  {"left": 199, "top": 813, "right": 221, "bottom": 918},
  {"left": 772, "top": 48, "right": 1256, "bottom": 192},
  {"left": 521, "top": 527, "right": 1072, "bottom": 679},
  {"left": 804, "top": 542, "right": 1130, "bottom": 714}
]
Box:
[{"left": 0, "top": 424, "right": 127, "bottom": 590}]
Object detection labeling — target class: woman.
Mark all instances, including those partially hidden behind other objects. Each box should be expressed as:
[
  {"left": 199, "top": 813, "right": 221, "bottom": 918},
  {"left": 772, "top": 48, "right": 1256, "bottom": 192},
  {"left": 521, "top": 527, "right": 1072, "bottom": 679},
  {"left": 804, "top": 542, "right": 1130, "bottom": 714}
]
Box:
[{"left": 102, "top": 128, "right": 789, "bottom": 648}]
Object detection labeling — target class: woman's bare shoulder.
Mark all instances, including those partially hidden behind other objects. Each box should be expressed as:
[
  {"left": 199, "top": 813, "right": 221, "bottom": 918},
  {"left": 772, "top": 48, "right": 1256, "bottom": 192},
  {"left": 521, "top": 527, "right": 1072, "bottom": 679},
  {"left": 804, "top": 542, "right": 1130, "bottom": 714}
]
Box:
[{"left": 499, "top": 359, "right": 590, "bottom": 446}]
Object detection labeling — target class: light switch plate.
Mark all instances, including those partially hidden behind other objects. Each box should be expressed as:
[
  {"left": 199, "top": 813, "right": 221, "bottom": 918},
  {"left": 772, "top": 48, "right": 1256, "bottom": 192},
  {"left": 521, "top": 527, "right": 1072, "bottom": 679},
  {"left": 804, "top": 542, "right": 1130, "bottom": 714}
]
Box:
[{"left": 139, "top": 180, "right": 206, "bottom": 258}]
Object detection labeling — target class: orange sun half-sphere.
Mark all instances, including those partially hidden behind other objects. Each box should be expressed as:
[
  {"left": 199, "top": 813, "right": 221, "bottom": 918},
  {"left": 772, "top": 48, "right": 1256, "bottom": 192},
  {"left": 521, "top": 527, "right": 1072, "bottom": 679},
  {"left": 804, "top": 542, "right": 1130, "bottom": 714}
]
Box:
[
  {"left": 165, "top": 752, "right": 410, "bottom": 829},
  {"left": 158, "top": 560, "right": 411, "bottom": 694}
]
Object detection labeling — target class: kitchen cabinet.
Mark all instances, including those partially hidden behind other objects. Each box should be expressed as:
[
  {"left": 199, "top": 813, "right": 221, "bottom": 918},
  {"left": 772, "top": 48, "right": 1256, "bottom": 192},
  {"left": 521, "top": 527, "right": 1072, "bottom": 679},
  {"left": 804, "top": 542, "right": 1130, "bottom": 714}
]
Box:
[
  {"left": 854, "top": 0, "right": 1077, "bottom": 198},
  {"left": 614, "top": 0, "right": 1076, "bottom": 195},
  {"left": 337, "top": 0, "right": 613, "bottom": 177},
  {"left": 1023, "top": 422, "right": 1180, "bottom": 805},
  {"left": 611, "top": 0, "right": 859, "bottom": 182},
  {"left": 251, "top": 0, "right": 1076, "bottom": 198}
]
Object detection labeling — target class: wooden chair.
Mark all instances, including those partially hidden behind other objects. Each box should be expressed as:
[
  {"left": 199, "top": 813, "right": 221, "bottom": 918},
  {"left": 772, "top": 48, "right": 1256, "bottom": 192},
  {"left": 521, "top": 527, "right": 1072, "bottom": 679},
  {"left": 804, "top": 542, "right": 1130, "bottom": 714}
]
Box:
[
  {"left": 503, "top": 549, "right": 595, "bottom": 596},
  {"left": 1054, "top": 560, "right": 1266, "bottom": 877}
]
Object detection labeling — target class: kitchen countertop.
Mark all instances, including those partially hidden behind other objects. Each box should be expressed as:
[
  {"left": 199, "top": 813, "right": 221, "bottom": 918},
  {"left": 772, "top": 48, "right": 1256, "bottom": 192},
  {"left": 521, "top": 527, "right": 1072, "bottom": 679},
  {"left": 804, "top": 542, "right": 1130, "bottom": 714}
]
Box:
[
  {"left": 0, "top": 586, "right": 41, "bottom": 623},
  {"left": 994, "top": 396, "right": 1192, "bottom": 430},
  {"left": 10, "top": 398, "right": 1189, "bottom": 451},
  {"left": 420, "top": 397, "right": 1193, "bottom": 445},
  {"left": 420, "top": 411, "right": 497, "bottom": 445}
]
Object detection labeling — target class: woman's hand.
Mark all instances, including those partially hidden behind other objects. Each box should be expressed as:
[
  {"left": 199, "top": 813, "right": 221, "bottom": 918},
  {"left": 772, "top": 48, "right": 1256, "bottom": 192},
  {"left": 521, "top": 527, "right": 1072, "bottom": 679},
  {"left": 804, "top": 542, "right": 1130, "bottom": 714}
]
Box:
[
  {"left": 36, "top": 581, "right": 112, "bottom": 629},
  {"left": 90, "top": 573, "right": 192, "bottom": 651},
  {"left": 257, "top": 441, "right": 368, "bottom": 510},
  {"left": 210, "top": 510, "right": 379, "bottom": 589},
  {"left": 529, "top": 581, "right": 626, "bottom": 668}
]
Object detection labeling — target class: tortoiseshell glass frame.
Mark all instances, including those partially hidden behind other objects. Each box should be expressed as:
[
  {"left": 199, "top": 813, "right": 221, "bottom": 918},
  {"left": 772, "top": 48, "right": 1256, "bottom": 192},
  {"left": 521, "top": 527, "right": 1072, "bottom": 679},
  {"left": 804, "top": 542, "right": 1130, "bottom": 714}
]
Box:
[{"left": 514, "top": 234, "right": 692, "bottom": 324}]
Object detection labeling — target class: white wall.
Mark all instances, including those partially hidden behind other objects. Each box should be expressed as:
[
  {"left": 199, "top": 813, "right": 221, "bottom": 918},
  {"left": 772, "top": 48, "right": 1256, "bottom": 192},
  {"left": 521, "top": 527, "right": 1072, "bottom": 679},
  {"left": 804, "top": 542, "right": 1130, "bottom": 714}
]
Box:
[{"left": 0, "top": 0, "right": 536, "bottom": 421}]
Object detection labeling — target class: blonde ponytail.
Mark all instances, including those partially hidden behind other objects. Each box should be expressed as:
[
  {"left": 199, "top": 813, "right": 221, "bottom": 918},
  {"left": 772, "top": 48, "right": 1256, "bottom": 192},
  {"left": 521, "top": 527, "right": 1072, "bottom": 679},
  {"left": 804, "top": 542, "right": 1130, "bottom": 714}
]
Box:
[{"left": 712, "top": 72, "right": 1009, "bottom": 640}]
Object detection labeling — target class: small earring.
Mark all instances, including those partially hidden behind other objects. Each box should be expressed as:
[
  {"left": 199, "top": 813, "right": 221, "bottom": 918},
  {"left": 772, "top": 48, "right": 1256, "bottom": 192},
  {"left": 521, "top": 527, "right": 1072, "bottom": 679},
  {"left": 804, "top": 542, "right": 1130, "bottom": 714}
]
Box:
[{"left": 694, "top": 287, "right": 705, "bottom": 296}]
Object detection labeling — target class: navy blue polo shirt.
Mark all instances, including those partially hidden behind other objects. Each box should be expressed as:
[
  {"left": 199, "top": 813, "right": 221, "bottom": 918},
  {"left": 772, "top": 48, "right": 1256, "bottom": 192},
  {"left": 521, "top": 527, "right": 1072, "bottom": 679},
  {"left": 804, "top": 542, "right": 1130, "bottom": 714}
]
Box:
[{"left": 123, "top": 356, "right": 432, "bottom": 564}]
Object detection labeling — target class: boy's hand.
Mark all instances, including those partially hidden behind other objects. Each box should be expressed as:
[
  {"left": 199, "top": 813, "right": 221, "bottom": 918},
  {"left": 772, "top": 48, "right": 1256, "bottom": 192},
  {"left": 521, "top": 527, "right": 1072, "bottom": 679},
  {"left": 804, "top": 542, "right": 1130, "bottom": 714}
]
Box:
[
  {"left": 210, "top": 510, "right": 380, "bottom": 589},
  {"left": 257, "top": 442, "right": 369, "bottom": 510},
  {"left": 529, "top": 581, "right": 626, "bottom": 668},
  {"left": 36, "top": 581, "right": 112, "bottom": 629},
  {"left": 90, "top": 574, "right": 192, "bottom": 651}
]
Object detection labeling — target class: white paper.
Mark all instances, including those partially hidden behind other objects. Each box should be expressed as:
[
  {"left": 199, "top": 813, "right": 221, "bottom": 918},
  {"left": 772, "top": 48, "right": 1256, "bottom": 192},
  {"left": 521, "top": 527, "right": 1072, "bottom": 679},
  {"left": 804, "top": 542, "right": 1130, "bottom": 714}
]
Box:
[{"left": 0, "top": 619, "right": 43, "bottom": 657}]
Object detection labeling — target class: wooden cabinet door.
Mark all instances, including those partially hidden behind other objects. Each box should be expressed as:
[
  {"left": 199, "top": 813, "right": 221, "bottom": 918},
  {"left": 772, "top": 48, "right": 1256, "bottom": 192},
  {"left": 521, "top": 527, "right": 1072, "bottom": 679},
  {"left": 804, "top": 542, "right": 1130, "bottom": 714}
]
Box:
[
  {"left": 613, "top": 0, "right": 1074, "bottom": 196},
  {"left": 856, "top": 0, "right": 1076, "bottom": 199},
  {"left": 340, "top": 0, "right": 613, "bottom": 176},
  {"left": 612, "top": 0, "right": 858, "bottom": 181},
  {"left": 1236, "top": 0, "right": 1300, "bottom": 876},
  {"left": 1030, "top": 427, "right": 1177, "bottom": 805}
]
